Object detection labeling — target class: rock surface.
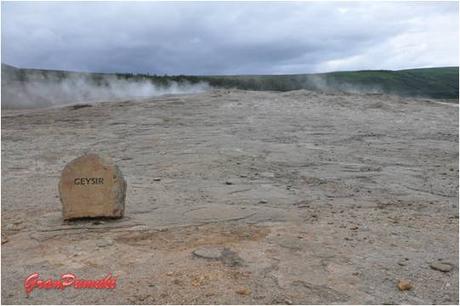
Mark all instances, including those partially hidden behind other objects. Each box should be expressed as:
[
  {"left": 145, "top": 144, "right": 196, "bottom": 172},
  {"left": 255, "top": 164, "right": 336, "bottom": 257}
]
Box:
[
  {"left": 1, "top": 90, "right": 458, "bottom": 304},
  {"left": 58, "top": 153, "right": 126, "bottom": 220}
]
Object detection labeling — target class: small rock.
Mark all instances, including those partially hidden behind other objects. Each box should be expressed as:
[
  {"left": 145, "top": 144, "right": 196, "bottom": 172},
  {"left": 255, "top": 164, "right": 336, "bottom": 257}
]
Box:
[
  {"left": 430, "top": 261, "right": 454, "bottom": 272},
  {"left": 166, "top": 271, "right": 173, "bottom": 276},
  {"left": 398, "top": 279, "right": 412, "bottom": 291},
  {"left": 397, "top": 258, "right": 409, "bottom": 266},
  {"left": 236, "top": 288, "right": 251, "bottom": 295},
  {"left": 225, "top": 181, "right": 234, "bottom": 185},
  {"left": 350, "top": 226, "right": 359, "bottom": 230},
  {"left": 259, "top": 200, "right": 268, "bottom": 204},
  {"left": 192, "top": 246, "right": 223, "bottom": 260},
  {"left": 153, "top": 178, "right": 161, "bottom": 182}
]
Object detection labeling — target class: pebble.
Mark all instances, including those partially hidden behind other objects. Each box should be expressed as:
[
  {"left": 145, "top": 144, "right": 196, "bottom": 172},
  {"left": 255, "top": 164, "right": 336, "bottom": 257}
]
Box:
[
  {"left": 153, "top": 178, "right": 161, "bottom": 181},
  {"left": 398, "top": 279, "right": 413, "bottom": 291},
  {"left": 192, "top": 246, "right": 223, "bottom": 260},
  {"left": 236, "top": 288, "right": 251, "bottom": 295},
  {"left": 430, "top": 261, "right": 454, "bottom": 272},
  {"left": 398, "top": 258, "right": 409, "bottom": 266},
  {"left": 259, "top": 200, "right": 268, "bottom": 204},
  {"left": 225, "top": 181, "right": 234, "bottom": 185}
]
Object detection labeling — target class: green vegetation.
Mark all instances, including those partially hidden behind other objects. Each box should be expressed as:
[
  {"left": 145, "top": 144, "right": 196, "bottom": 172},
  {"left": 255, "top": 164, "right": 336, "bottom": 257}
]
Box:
[
  {"left": 2, "top": 64, "right": 458, "bottom": 99},
  {"left": 198, "top": 67, "right": 459, "bottom": 99}
]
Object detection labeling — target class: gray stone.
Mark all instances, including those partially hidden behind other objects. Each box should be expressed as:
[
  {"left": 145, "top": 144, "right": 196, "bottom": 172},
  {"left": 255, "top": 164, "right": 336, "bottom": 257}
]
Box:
[
  {"left": 192, "top": 246, "right": 224, "bottom": 260},
  {"left": 430, "top": 261, "right": 454, "bottom": 272},
  {"left": 192, "top": 247, "right": 244, "bottom": 267}
]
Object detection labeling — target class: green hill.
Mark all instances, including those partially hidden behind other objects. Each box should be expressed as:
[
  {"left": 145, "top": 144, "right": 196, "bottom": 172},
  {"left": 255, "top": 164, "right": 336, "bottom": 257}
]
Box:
[{"left": 200, "top": 67, "right": 459, "bottom": 99}]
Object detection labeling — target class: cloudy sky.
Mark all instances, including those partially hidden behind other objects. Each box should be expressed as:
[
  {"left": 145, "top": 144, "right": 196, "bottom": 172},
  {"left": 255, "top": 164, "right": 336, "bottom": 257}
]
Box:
[{"left": 1, "top": 1, "right": 458, "bottom": 75}]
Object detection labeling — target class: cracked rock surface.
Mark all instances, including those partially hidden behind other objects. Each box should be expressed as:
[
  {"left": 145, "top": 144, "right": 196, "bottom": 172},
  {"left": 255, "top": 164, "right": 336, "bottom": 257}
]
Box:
[{"left": 1, "top": 89, "right": 458, "bottom": 304}]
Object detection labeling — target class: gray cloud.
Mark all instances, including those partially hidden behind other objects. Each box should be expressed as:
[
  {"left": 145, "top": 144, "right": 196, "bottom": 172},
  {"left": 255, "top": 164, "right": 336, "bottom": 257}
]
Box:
[{"left": 1, "top": 1, "right": 458, "bottom": 75}]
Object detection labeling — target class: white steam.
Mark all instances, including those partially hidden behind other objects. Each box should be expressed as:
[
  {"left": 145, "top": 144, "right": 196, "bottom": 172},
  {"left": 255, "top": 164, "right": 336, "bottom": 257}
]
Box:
[
  {"left": 2, "top": 75, "right": 210, "bottom": 109},
  {"left": 304, "top": 75, "right": 384, "bottom": 95}
]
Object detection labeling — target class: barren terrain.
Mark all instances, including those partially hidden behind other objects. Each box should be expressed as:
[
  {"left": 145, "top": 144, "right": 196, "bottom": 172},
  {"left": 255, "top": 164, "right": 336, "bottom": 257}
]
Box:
[{"left": 1, "top": 89, "right": 458, "bottom": 304}]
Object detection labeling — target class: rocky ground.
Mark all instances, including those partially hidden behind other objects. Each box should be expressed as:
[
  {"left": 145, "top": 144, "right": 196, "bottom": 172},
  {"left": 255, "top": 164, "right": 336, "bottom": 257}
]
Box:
[{"left": 1, "top": 89, "right": 458, "bottom": 304}]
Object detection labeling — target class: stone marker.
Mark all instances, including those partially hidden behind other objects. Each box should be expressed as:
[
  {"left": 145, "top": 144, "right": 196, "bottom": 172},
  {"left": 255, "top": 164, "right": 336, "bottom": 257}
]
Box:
[{"left": 59, "top": 153, "right": 127, "bottom": 220}]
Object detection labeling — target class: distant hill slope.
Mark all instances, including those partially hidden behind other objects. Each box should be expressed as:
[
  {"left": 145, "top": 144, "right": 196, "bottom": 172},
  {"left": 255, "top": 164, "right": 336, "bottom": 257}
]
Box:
[
  {"left": 2, "top": 64, "right": 459, "bottom": 105},
  {"left": 201, "top": 67, "right": 459, "bottom": 100}
]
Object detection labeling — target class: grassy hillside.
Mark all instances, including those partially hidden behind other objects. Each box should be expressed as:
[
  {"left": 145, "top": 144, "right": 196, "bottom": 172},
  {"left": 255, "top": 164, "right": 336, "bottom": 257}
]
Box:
[
  {"left": 200, "top": 67, "right": 459, "bottom": 99},
  {"left": 2, "top": 64, "right": 458, "bottom": 100}
]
